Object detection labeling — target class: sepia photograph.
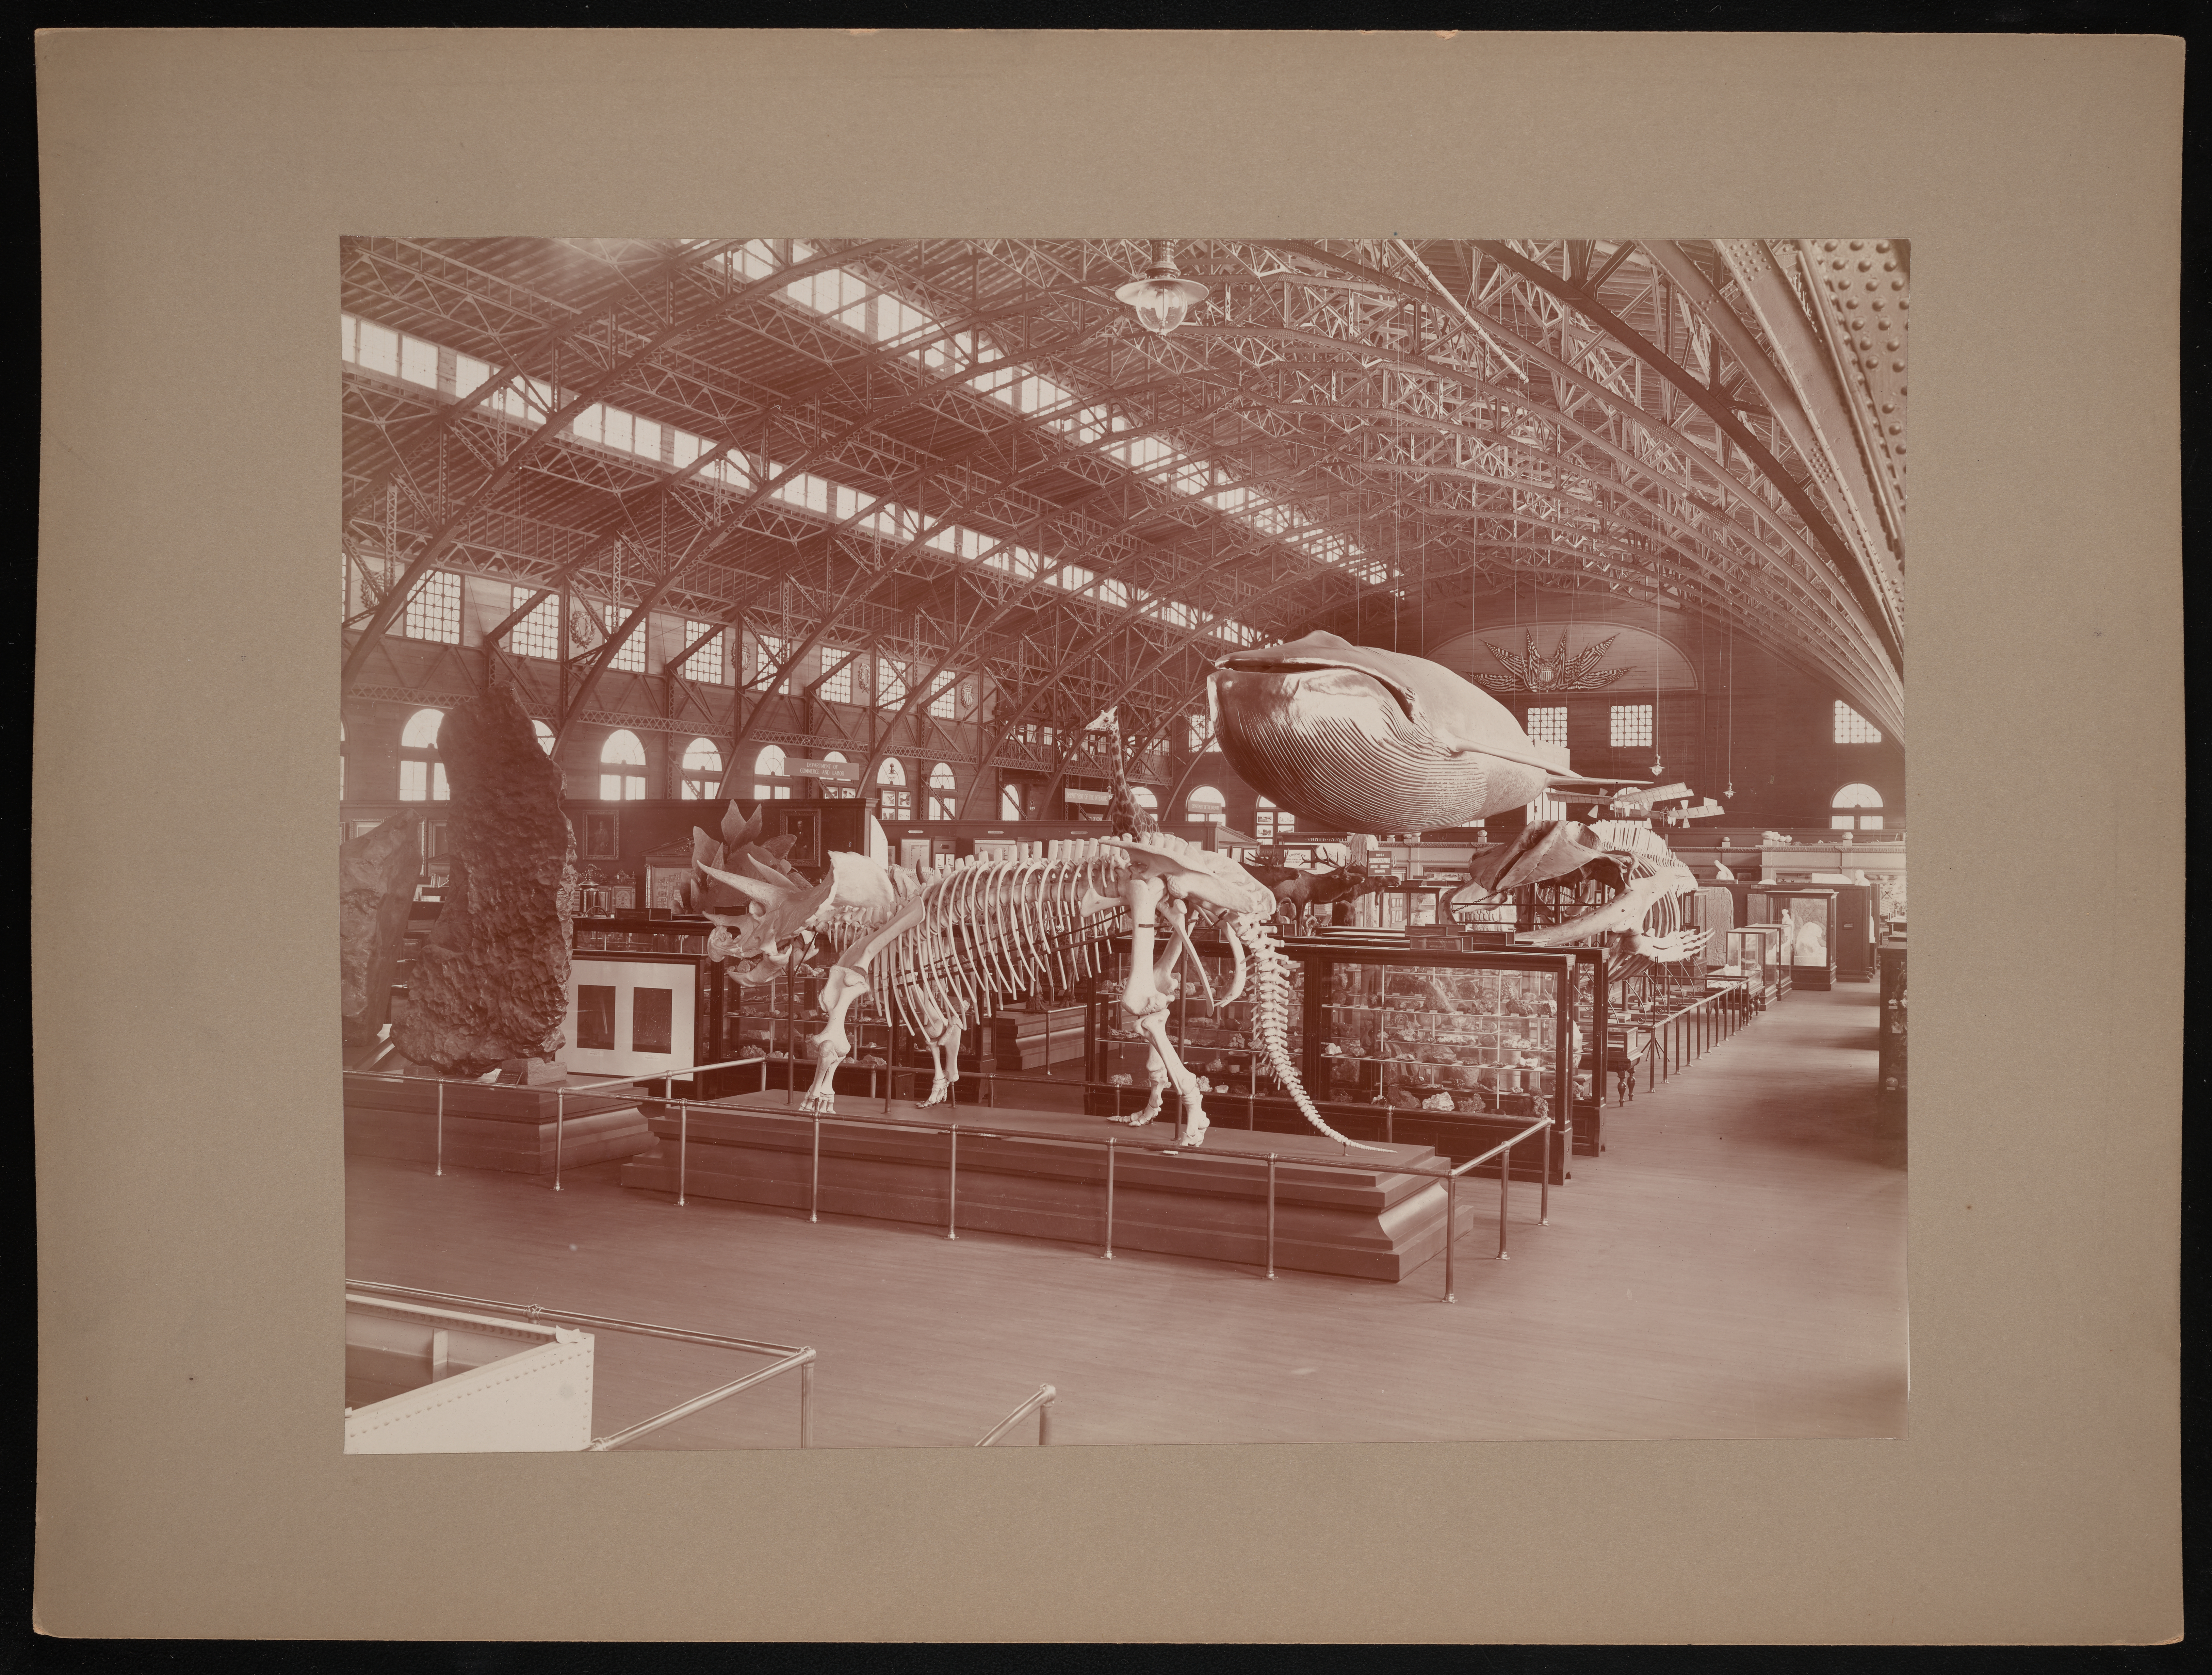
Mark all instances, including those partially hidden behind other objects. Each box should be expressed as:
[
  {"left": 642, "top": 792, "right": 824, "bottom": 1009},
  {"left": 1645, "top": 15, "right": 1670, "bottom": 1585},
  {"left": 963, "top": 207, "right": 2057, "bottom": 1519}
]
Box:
[{"left": 337, "top": 235, "right": 1911, "bottom": 1452}]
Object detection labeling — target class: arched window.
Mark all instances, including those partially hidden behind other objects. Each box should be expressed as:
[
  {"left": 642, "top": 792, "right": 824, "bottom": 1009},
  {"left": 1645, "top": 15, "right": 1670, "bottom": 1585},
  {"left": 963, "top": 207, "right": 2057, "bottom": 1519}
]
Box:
[
  {"left": 532, "top": 720, "right": 556, "bottom": 756},
  {"left": 1832, "top": 783, "right": 1884, "bottom": 831},
  {"left": 399, "top": 708, "right": 448, "bottom": 802},
  {"left": 1253, "top": 796, "right": 1294, "bottom": 842},
  {"left": 753, "top": 744, "right": 789, "bottom": 801},
  {"left": 877, "top": 757, "right": 911, "bottom": 821},
  {"left": 820, "top": 750, "right": 858, "bottom": 800},
  {"left": 1187, "top": 785, "right": 1226, "bottom": 825},
  {"left": 927, "top": 762, "right": 958, "bottom": 821},
  {"left": 1000, "top": 781, "right": 1024, "bottom": 822},
  {"left": 599, "top": 729, "right": 647, "bottom": 801},
  {"left": 1132, "top": 787, "right": 1158, "bottom": 814},
  {"left": 680, "top": 738, "right": 722, "bottom": 800}
]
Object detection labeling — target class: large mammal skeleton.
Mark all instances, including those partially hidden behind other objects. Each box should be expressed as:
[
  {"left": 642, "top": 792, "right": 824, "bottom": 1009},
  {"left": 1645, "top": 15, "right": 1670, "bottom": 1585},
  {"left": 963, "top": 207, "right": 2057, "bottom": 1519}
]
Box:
[
  {"left": 689, "top": 821, "right": 1380, "bottom": 1153},
  {"left": 1451, "top": 819, "right": 1707, "bottom": 968}
]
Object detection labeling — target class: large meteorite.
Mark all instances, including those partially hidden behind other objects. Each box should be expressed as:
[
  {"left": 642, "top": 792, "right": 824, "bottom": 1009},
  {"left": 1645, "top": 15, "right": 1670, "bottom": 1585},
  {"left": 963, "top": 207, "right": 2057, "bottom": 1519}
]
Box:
[
  {"left": 1208, "top": 631, "right": 1622, "bottom": 833},
  {"left": 390, "top": 684, "right": 577, "bottom": 1076}
]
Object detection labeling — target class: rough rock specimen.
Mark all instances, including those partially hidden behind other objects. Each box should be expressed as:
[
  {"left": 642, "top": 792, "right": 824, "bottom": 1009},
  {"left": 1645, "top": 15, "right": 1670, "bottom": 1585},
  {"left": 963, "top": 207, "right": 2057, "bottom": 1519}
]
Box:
[
  {"left": 392, "top": 684, "right": 577, "bottom": 1075},
  {"left": 339, "top": 812, "right": 422, "bottom": 1047}
]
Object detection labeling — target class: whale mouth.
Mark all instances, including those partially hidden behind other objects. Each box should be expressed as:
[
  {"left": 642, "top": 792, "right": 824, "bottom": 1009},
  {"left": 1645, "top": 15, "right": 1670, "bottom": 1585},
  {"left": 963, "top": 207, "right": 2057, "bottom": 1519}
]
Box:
[{"left": 1216, "top": 660, "right": 1420, "bottom": 727}]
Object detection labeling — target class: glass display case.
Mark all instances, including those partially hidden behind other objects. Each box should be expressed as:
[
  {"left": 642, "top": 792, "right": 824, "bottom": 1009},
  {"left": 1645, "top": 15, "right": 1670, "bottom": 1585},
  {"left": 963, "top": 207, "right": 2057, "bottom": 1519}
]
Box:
[
  {"left": 1766, "top": 888, "right": 1838, "bottom": 990},
  {"left": 1085, "top": 938, "right": 1279, "bottom": 1110},
  {"left": 719, "top": 963, "right": 898, "bottom": 1102},
  {"left": 1084, "top": 938, "right": 1587, "bottom": 1182},
  {"left": 1718, "top": 927, "right": 1779, "bottom": 1002}
]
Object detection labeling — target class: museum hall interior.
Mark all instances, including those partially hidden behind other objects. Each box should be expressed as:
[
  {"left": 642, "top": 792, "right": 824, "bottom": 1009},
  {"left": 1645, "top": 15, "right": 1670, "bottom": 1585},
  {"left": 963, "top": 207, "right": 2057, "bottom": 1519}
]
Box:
[{"left": 337, "top": 237, "right": 1907, "bottom": 1452}]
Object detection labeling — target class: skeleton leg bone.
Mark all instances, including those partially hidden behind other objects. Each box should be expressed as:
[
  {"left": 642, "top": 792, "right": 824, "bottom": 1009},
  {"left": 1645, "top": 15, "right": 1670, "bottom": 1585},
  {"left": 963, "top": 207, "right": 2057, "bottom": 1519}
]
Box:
[
  {"left": 1133, "top": 1009, "right": 1208, "bottom": 1148},
  {"left": 911, "top": 993, "right": 963, "bottom": 1107},
  {"left": 798, "top": 965, "right": 866, "bottom": 1114},
  {"left": 1111, "top": 1040, "right": 1171, "bottom": 1128}
]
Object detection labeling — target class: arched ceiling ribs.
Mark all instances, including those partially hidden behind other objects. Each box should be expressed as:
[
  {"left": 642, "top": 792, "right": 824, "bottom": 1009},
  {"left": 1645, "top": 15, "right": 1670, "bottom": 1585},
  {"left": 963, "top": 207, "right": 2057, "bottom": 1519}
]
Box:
[
  {"left": 1674, "top": 239, "right": 1907, "bottom": 622},
  {"left": 1131, "top": 365, "right": 1887, "bottom": 695},
  {"left": 1224, "top": 249, "right": 1844, "bottom": 591},
  {"left": 340, "top": 240, "right": 904, "bottom": 695},
  {"left": 1161, "top": 326, "right": 1827, "bottom": 615},
  {"left": 1468, "top": 240, "right": 1903, "bottom": 675},
  {"left": 343, "top": 239, "right": 1910, "bottom": 767},
  {"left": 1215, "top": 239, "right": 1900, "bottom": 718}
]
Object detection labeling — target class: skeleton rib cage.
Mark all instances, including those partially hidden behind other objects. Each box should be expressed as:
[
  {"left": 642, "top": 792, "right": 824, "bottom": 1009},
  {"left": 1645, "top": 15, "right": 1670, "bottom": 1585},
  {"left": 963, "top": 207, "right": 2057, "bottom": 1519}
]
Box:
[{"left": 869, "top": 856, "right": 1135, "bottom": 1039}]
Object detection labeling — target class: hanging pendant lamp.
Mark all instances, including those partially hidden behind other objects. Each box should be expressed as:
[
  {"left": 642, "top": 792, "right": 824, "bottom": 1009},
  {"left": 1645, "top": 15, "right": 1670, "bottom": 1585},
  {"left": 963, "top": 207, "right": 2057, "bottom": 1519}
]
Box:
[{"left": 1115, "top": 241, "right": 1210, "bottom": 336}]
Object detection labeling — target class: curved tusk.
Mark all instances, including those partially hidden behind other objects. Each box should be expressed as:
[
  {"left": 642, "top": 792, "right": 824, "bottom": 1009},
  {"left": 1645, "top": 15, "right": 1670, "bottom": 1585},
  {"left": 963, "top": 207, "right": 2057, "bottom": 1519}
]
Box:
[
  {"left": 1216, "top": 914, "right": 1250, "bottom": 1006},
  {"left": 1164, "top": 902, "right": 1214, "bottom": 1006}
]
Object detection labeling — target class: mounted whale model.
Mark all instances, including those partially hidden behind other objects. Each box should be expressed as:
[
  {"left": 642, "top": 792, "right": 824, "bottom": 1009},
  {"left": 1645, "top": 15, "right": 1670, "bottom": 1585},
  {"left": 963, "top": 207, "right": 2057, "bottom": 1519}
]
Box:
[{"left": 1208, "top": 630, "right": 1640, "bottom": 834}]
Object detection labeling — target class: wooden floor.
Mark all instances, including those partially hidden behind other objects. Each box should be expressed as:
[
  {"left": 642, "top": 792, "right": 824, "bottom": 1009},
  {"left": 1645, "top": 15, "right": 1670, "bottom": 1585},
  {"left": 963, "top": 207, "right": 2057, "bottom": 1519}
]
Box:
[{"left": 344, "top": 982, "right": 1907, "bottom": 1447}]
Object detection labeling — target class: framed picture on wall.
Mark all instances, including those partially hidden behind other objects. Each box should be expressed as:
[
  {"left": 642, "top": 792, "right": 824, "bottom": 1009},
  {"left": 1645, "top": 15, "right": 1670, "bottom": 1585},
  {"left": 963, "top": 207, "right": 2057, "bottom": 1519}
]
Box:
[
  {"left": 780, "top": 809, "right": 821, "bottom": 867},
  {"left": 581, "top": 810, "right": 620, "bottom": 860}
]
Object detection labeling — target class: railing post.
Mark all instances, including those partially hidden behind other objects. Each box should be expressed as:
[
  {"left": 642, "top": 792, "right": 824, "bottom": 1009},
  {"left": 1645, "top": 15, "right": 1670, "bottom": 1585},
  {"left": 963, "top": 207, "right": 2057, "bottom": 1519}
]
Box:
[
  {"left": 1038, "top": 1398, "right": 1052, "bottom": 1446},
  {"left": 1498, "top": 1139, "right": 1511, "bottom": 1260},
  {"left": 553, "top": 1087, "right": 565, "bottom": 1191},
  {"left": 1541, "top": 1119, "right": 1551, "bottom": 1225},
  {"left": 810, "top": 1113, "right": 822, "bottom": 1223},
  {"left": 1264, "top": 1153, "right": 1277, "bottom": 1280},
  {"left": 1444, "top": 1170, "right": 1457, "bottom": 1303},
  {"left": 1102, "top": 1137, "right": 1115, "bottom": 1259},
  {"left": 434, "top": 1078, "right": 444, "bottom": 1178},
  {"left": 799, "top": 1356, "right": 814, "bottom": 1449},
  {"left": 677, "top": 1100, "right": 689, "bottom": 1208},
  {"left": 947, "top": 1123, "right": 958, "bottom": 1240}
]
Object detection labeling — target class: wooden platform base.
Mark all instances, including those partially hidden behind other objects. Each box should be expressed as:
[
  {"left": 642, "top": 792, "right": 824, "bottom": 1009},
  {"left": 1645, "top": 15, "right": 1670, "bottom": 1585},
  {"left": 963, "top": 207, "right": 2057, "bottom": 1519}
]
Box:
[
  {"left": 617, "top": 1094, "right": 1533, "bottom": 1282},
  {"left": 344, "top": 1073, "right": 654, "bottom": 1175}
]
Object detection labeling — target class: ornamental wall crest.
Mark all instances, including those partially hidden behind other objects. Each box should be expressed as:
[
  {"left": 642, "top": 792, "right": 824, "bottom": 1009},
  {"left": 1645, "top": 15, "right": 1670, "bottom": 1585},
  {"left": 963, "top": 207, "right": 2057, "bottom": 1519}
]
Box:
[{"left": 1472, "top": 630, "right": 1633, "bottom": 694}]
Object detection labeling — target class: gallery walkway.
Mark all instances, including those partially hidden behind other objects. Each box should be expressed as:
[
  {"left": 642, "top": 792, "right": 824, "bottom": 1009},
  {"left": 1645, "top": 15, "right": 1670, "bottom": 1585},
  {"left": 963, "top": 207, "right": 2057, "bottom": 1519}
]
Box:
[{"left": 344, "top": 982, "right": 1908, "bottom": 1447}]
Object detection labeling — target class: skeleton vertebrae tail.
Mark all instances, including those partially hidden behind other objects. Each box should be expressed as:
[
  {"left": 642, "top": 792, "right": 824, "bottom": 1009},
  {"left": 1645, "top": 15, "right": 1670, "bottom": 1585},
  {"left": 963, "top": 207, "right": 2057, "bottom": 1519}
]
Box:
[{"left": 1236, "top": 915, "right": 1392, "bottom": 1153}]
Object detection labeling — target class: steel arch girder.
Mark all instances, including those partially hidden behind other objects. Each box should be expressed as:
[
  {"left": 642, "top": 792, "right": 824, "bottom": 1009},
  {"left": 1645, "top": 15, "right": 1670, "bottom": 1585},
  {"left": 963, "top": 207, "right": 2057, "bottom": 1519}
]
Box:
[
  {"left": 1240, "top": 241, "right": 1889, "bottom": 652},
  {"left": 1468, "top": 240, "right": 1903, "bottom": 677}
]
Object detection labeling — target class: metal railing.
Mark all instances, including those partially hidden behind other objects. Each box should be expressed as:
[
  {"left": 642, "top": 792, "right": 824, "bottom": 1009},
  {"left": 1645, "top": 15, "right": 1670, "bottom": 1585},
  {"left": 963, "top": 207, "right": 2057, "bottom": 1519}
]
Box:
[
  {"left": 642, "top": 1097, "right": 1551, "bottom": 1303},
  {"left": 345, "top": 1279, "right": 815, "bottom": 1450},
  {"left": 1612, "top": 981, "right": 1754, "bottom": 1099},
  {"left": 975, "top": 1383, "right": 1057, "bottom": 1446},
  {"left": 345, "top": 1056, "right": 768, "bottom": 1188}
]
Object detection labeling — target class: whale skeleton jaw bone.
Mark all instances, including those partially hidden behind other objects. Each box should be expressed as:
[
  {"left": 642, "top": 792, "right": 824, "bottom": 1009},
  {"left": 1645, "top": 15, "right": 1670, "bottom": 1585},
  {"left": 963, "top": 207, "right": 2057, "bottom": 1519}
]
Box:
[{"left": 1451, "top": 820, "right": 1702, "bottom": 955}]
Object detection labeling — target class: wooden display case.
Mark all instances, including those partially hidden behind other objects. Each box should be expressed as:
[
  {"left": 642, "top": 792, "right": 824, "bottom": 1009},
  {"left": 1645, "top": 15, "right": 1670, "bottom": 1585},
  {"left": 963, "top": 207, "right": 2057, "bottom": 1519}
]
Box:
[
  {"left": 560, "top": 950, "right": 700, "bottom": 1081},
  {"left": 1877, "top": 935, "right": 1907, "bottom": 1104},
  {"left": 1833, "top": 882, "right": 1877, "bottom": 981}
]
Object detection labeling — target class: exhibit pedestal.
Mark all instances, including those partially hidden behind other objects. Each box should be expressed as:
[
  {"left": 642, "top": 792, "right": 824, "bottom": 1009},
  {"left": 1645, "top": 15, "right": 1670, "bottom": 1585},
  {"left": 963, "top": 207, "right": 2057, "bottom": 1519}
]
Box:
[
  {"left": 619, "top": 1094, "right": 1525, "bottom": 1283},
  {"left": 344, "top": 1073, "right": 655, "bottom": 1174}
]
